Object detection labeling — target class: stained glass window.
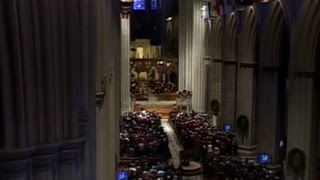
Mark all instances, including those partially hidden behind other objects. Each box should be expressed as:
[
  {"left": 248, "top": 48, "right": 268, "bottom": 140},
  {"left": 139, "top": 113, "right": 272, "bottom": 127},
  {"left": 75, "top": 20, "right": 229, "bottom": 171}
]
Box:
[
  {"left": 133, "top": 0, "right": 145, "bottom": 10},
  {"left": 151, "top": 0, "right": 157, "bottom": 10}
]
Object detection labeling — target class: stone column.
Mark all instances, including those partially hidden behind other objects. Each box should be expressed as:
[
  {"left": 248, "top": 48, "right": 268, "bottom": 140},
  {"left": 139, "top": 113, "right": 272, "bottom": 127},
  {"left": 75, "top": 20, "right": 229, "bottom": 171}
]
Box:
[
  {"left": 0, "top": 0, "right": 93, "bottom": 179},
  {"left": 121, "top": 16, "right": 132, "bottom": 112},
  {"left": 95, "top": 0, "right": 121, "bottom": 179},
  {"left": 178, "top": 0, "right": 194, "bottom": 91},
  {"left": 221, "top": 60, "right": 237, "bottom": 126},
  {"left": 257, "top": 67, "right": 281, "bottom": 162},
  {"left": 286, "top": 74, "right": 316, "bottom": 180},
  {"left": 178, "top": 0, "right": 186, "bottom": 90},
  {"left": 211, "top": 59, "right": 223, "bottom": 108},
  {"left": 191, "top": 0, "right": 206, "bottom": 112},
  {"left": 236, "top": 62, "right": 258, "bottom": 155}
]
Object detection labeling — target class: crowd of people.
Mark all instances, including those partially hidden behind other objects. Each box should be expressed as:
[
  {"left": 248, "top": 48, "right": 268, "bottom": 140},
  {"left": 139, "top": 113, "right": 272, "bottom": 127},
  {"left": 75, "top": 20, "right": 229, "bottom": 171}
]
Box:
[
  {"left": 169, "top": 111, "right": 238, "bottom": 156},
  {"left": 203, "top": 156, "right": 283, "bottom": 179},
  {"left": 117, "top": 160, "right": 183, "bottom": 180},
  {"left": 149, "top": 81, "right": 176, "bottom": 94},
  {"left": 119, "top": 109, "right": 284, "bottom": 179},
  {"left": 120, "top": 110, "right": 171, "bottom": 158}
]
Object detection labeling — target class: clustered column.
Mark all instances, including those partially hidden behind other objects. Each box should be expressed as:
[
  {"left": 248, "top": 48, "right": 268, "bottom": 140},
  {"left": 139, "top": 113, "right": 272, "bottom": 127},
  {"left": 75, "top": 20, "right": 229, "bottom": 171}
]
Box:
[
  {"left": 209, "top": 18, "right": 223, "bottom": 115},
  {"left": 120, "top": 14, "right": 132, "bottom": 112},
  {"left": 257, "top": 68, "right": 280, "bottom": 161},
  {"left": 0, "top": 0, "right": 96, "bottom": 179},
  {"left": 95, "top": 0, "right": 121, "bottom": 180},
  {"left": 286, "top": 75, "right": 316, "bottom": 180},
  {"left": 221, "top": 60, "right": 237, "bottom": 125},
  {"left": 192, "top": 0, "right": 206, "bottom": 112},
  {"left": 179, "top": 0, "right": 207, "bottom": 112},
  {"left": 236, "top": 63, "right": 257, "bottom": 149},
  {"left": 178, "top": 0, "right": 193, "bottom": 90}
]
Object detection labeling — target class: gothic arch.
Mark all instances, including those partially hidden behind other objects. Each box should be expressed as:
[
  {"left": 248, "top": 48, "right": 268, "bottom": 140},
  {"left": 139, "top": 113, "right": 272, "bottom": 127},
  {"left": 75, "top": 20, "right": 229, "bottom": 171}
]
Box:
[
  {"left": 212, "top": 18, "right": 222, "bottom": 59},
  {"left": 291, "top": 0, "right": 320, "bottom": 72},
  {"left": 285, "top": 1, "right": 320, "bottom": 179},
  {"left": 238, "top": 7, "right": 258, "bottom": 62},
  {"left": 262, "top": 0, "right": 287, "bottom": 66},
  {"left": 223, "top": 13, "right": 237, "bottom": 60}
]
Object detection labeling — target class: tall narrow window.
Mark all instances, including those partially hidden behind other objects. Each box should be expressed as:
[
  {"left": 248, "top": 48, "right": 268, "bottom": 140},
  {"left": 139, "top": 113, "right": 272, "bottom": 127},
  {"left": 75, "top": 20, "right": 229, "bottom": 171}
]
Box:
[
  {"left": 133, "top": 0, "right": 145, "bottom": 10},
  {"left": 151, "top": 0, "right": 157, "bottom": 10}
]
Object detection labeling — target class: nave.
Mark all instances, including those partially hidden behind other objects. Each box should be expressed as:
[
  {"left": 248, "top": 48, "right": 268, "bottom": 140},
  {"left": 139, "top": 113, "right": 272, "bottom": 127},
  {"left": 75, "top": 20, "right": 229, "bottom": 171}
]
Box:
[
  {"left": 118, "top": 102, "right": 283, "bottom": 180},
  {"left": 161, "top": 118, "right": 202, "bottom": 180}
]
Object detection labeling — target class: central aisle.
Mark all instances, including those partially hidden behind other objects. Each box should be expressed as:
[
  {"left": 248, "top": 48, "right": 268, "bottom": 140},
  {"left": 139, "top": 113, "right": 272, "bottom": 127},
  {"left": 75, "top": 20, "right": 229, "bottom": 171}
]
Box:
[{"left": 161, "top": 119, "right": 203, "bottom": 180}]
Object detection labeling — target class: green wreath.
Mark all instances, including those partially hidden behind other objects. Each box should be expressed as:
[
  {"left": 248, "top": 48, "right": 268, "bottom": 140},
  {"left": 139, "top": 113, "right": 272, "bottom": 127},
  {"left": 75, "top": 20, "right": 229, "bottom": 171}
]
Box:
[
  {"left": 287, "top": 148, "right": 306, "bottom": 174},
  {"left": 210, "top": 99, "right": 220, "bottom": 116}
]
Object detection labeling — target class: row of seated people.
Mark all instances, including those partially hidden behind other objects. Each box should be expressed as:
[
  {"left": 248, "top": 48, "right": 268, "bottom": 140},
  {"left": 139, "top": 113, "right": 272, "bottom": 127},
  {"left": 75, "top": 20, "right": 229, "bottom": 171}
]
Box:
[
  {"left": 203, "top": 156, "right": 283, "bottom": 180},
  {"left": 149, "top": 81, "right": 176, "bottom": 94},
  {"left": 169, "top": 111, "right": 238, "bottom": 155},
  {"left": 117, "top": 160, "right": 183, "bottom": 180},
  {"left": 120, "top": 110, "right": 171, "bottom": 158}
]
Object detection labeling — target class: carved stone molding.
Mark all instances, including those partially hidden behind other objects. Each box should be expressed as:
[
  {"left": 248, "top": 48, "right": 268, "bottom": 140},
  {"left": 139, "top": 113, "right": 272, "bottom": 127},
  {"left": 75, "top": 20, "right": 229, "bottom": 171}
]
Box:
[
  {"left": 0, "top": 138, "right": 85, "bottom": 173},
  {"left": 294, "top": 71, "right": 319, "bottom": 79},
  {"left": 262, "top": 66, "right": 281, "bottom": 72},
  {"left": 224, "top": 60, "right": 237, "bottom": 65},
  {"left": 240, "top": 62, "right": 257, "bottom": 68},
  {"left": 212, "top": 58, "right": 223, "bottom": 63}
]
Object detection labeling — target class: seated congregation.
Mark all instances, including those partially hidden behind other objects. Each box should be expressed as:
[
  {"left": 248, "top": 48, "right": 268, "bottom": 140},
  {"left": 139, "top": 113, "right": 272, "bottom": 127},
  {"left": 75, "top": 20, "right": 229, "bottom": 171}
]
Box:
[
  {"left": 169, "top": 111, "right": 238, "bottom": 155},
  {"left": 203, "top": 156, "right": 283, "bottom": 179},
  {"left": 120, "top": 110, "right": 171, "bottom": 158},
  {"left": 119, "top": 109, "right": 284, "bottom": 179},
  {"left": 117, "top": 159, "right": 183, "bottom": 180},
  {"left": 170, "top": 111, "right": 284, "bottom": 179}
]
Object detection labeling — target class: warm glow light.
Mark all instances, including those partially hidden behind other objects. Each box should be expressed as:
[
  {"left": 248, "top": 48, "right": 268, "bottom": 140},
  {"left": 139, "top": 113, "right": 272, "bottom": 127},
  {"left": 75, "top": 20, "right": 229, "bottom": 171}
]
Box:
[
  {"left": 201, "top": 5, "right": 207, "bottom": 11},
  {"left": 166, "top": 17, "right": 172, "bottom": 21}
]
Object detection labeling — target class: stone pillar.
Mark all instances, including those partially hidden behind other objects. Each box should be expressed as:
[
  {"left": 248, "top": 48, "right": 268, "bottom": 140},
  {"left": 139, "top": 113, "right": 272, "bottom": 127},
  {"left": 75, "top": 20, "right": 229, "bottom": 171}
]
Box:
[
  {"left": 179, "top": 0, "right": 207, "bottom": 112},
  {"left": 0, "top": 0, "right": 93, "bottom": 180},
  {"left": 178, "top": 0, "right": 194, "bottom": 91},
  {"left": 221, "top": 60, "right": 237, "bottom": 126},
  {"left": 191, "top": 0, "right": 206, "bottom": 112},
  {"left": 210, "top": 59, "right": 223, "bottom": 111},
  {"left": 285, "top": 74, "right": 317, "bottom": 180},
  {"left": 95, "top": 0, "right": 121, "bottom": 179},
  {"left": 257, "top": 67, "right": 281, "bottom": 162},
  {"left": 121, "top": 16, "right": 132, "bottom": 112},
  {"left": 204, "top": 57, "right": 211, "bottom": 112},
  {"left": 236, "top": 62, "right": 258, "bottom": 155}
]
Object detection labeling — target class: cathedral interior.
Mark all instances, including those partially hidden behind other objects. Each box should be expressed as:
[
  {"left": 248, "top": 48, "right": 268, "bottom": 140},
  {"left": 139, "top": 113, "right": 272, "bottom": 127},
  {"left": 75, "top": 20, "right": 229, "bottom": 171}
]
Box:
[{"left": 0, "top": 0, "right": 319, "bottom": 180}]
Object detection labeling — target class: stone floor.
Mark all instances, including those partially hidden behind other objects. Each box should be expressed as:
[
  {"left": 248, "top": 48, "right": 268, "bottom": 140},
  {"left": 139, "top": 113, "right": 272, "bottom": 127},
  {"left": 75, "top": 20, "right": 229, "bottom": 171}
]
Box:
[{"left": 161, "top": 119, "right": 203, "bottom": 180}]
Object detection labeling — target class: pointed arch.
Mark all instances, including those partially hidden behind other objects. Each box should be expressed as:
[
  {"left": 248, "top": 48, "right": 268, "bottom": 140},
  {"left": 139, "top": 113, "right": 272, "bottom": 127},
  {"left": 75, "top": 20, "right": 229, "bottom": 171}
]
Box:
[
  {"left": 262, "top": 0, "right": 287, "bottom": 66},
  {"left": 238, "top": 6, "right": 258, "bottom": 62},
  {"left": 212, "top": 18, "right": 222, "bottom": 59},
  {"left": 223, "top": 13, "right": 237, "bottom": 60},
  {"left": 292, "top": 0, "right": 320, "bottom": 72}
]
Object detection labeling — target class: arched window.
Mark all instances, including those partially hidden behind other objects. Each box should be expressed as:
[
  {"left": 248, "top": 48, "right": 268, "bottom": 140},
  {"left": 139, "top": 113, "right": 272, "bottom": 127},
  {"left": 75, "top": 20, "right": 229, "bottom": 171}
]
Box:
[
  {"left": 133, "top": 0, "right": 145, "bottom": 10},
  {"left": 151, "top": 0, "right": 157, "bottom": 10}
]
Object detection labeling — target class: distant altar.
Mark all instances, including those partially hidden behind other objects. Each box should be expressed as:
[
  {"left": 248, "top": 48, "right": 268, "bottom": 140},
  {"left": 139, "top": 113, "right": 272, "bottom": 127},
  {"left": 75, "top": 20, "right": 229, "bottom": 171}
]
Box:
[{"left": 176, "top": 90, "right": 192, "bottom": 112}]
